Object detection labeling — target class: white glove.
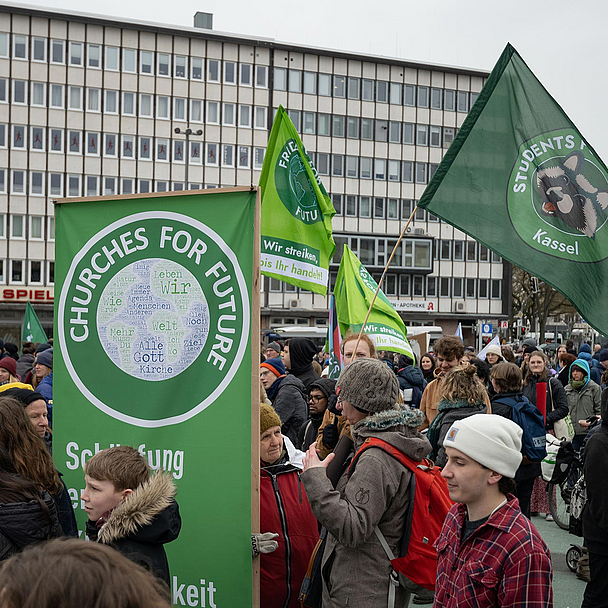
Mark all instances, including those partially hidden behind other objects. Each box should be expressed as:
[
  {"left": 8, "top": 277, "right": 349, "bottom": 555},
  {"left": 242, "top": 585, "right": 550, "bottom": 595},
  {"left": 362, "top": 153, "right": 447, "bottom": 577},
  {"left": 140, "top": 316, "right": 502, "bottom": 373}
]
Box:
[{"left": 252, "top": 532, "right": 279, "bottom": 557}]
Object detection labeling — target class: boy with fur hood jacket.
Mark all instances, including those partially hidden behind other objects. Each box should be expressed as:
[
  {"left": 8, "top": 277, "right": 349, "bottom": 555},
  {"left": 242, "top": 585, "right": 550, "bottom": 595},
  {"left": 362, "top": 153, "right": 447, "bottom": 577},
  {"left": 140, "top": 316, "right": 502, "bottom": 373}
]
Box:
[
  {"left": 82, "top": 446, "right": 181, "bottom": 586},
  {"left": 301, "top": 359, "right": 431, "bottom": 608}
]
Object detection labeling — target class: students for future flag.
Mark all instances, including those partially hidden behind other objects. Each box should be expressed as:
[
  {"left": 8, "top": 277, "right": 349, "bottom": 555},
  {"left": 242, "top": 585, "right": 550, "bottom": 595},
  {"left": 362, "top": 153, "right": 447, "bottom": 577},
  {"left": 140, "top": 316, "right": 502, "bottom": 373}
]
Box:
[
  {"left": 417, "top": 43, "right": 608, "bottom": 335},
  {"left": 22, "top": 301, "right": 47, "bottom": 344},
  {"left": 259, "top": 106, "right": 335, "bottom": 295},
  {"left": 334, "top": 245, "right": 414, "bottom": 359}
]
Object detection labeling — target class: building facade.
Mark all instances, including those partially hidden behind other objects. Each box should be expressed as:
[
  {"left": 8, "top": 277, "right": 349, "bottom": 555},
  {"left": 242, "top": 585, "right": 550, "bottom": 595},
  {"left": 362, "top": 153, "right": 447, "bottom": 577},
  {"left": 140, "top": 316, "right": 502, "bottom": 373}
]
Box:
[{"left": 0, "top": 2, "right": 510, "bottom": 345}]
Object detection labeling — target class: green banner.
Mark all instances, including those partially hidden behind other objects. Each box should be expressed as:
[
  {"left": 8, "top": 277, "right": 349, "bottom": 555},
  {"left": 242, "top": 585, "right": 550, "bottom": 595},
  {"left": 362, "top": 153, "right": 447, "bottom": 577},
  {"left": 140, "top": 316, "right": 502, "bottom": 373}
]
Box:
[
  {"left": 334, "top": 245, "right": 413, "bottom": 358},
  {"left": 54, "top": 189, "right": 257, "bottom": 607},
  {"left": 418, "top": 43, "right": 608, "bottom": 336},
  {"left": 22, "top": 301, "right": 48, "bottom": 343},
  {"left": 259, "top": 106, "right": 335, "bottom": 294}
]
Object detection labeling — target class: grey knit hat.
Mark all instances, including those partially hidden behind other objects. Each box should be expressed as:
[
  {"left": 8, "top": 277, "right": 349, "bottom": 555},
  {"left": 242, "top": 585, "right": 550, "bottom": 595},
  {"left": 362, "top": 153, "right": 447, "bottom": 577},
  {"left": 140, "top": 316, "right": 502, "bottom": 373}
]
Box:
[{"left": 337, "top": 358, "right": 399, "bottom": 413}]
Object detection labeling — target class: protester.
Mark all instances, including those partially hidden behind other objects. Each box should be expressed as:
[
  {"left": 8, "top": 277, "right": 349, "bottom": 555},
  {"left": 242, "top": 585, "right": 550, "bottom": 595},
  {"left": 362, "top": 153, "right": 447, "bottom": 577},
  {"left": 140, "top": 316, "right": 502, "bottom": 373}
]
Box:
[
  {"left": 297, "top": 379, "right": 337, "bottom": 451},
  {"left": 301, "top": 358, "right": 430, "bottom": 608},
  {"left": 33, "top": 348, "right": 53, "bottom": 405},
  {"left": 420, "top": 352, "right": 436, "bottom": 383},
  {"left": 0, "top": 443, "right": 62, "bottom": 561},
  {"left": 396, "top": 353, "right": 426, "bottom": 408},
  {"left": 26, "top": 343, "right": 52, "bottom": 388},
  {"left": 557, "top": 353, "right": 577, "bottom": 388},
  {"left": 264, "top": 341, "right": 282, "bottom": 360},
  {"left": 260, "top": 358, "right": 307, "bottom": 445},
  {"left": 485, "top": 344, "right": 504, "bottom": 367},
  {"left": 578, "top": 344, "right": 602, "bottom": 385},
  {"left": 0, "top": 538, "right": 171, "bottom": 608},
  {"left": 82, "top": 446, "right": 181, "bottom": 585},
  {"left": 283, "top": 338, "right": 320, "bottom": 391},
  {"left": 257, "top": 404, "right": 318, "bottom": 608},
  {"left": 315, "top": 333, "right": 376, "bottom": 459},
  {"left": 501, "top": 346, "right": 516, "bottom": 363},
  {"left": 554, "top": 344, "right": 569, "bottom": 373},
  {"left": 0, "top": 396, "right": 76, "bottom": 536},
  {"left": 16, "top": 342, "right": 36, "bottom": 383},
  {"left": 1, "top": 387, "right": 50, "bottom": 443},
  {"left": 597, "top": 349, "right": 608, "bottom": 387},
  {"left": 565, "top": 359, "right": 602, "bottom": 452},
  {"left": 435, "top": 414, "right": 553, "bottom": 607},
  {"left": 490, "top": 362, "right": 543, "bottom": 518},
  {"left": 427, "top": 365, "right": 489, "bottom": 467},
  {"left": 0, "top": 357, "right": 20, "bottom": 385}
]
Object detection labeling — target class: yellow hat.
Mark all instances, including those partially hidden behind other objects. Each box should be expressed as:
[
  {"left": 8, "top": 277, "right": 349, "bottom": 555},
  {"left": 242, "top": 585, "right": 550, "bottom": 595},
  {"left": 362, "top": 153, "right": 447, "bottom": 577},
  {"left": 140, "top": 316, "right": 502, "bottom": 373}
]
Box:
[{"left": 260, "top": 403, "right": 281, "bottom": 434}]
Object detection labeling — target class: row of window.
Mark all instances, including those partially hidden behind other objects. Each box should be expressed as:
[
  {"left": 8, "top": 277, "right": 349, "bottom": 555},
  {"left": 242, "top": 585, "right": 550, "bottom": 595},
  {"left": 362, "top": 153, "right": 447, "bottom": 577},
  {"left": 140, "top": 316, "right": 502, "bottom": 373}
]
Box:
[
  {"left": 0, "top": 259, "right": 54, "bottom": 285},
  {"left": 274, "top": 68, "right": 479, "bottom": 111},
  {"left": 0, "top": 33, "right": 270, "bottom": 86},
  {"left": 0, "top": 214, "right": 54, "bottom": 240}
]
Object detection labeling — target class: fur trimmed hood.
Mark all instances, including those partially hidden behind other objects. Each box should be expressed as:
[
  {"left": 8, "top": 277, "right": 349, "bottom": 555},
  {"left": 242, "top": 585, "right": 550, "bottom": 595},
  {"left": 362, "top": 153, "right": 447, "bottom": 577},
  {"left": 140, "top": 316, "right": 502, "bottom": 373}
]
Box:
[
  {"left": 358, "top": 406, "right": 425, "bottom": 430},
  {"left": 97, "top": 471, "right": 179, "bottom": 545}
]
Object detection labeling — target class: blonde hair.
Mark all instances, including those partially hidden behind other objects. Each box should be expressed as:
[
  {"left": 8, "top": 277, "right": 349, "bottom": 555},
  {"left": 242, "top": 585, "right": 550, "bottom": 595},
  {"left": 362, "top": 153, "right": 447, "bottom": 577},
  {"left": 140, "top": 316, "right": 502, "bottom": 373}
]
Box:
[
  {"left": 84, "top": 446, "right": 149, "bottom": 492},
  {"left": 438, "top": 364, "right": 488, "bottom": 406},
  {"left": 340, "top": 333, "right": 376, "bottom": 358}
]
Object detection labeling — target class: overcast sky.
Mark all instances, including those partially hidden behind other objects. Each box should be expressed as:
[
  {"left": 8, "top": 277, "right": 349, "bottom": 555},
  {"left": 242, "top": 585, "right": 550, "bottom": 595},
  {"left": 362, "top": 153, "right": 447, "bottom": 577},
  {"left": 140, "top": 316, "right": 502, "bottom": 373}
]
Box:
[{"left": 30, "top": 0, "right": 608, "bottom": 160}]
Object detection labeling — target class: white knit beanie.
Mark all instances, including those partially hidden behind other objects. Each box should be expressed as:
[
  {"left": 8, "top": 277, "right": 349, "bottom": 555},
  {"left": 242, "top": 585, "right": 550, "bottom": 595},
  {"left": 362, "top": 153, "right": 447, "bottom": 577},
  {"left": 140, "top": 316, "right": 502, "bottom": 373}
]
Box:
[{"left": 443, "top": 414, "right": 523, "bottom": 478}]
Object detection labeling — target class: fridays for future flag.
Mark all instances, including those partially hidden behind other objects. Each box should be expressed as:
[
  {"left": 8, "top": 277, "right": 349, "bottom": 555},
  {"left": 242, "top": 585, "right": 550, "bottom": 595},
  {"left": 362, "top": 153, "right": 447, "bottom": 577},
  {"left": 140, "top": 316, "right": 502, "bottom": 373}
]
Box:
[
  {"left": 22, "top": 301, "right": 47, "bottom": 344},
  {"left": 417, "top": 43, "right": 608, "bottom": 335},
  {"left": 334, "top": 245, "right": 414, "bottom": 359},
  {"left": 259, "top": 106, "right": 335, "bottom": 295},
  {"left": 326, "top": 294, "right": 343, "bottom": 380}
]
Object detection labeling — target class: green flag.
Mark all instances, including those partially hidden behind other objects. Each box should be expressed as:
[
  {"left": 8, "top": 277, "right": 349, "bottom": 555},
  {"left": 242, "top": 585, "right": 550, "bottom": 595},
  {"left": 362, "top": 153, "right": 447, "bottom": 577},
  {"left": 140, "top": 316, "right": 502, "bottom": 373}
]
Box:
[
  {"left": 259, "top": 106, "right": 335, "bottom": 295},
  {"left": 418, "top": 43, "right": 608, "bottom": 335},
  {"left": 22, "top": 301, "right": 47, "bottom": 344},
  {"left": 335, "top": 245, "right": 413, "bottom": 359}
]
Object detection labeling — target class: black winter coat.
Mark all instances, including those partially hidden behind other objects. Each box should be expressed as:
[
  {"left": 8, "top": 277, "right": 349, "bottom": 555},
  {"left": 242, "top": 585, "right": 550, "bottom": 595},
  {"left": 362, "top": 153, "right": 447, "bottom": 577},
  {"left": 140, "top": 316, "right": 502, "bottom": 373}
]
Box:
[
  {"left": 0, "top": 491, "right": 62, "bottom": 561},
  {"left": 583, "top": 422, "right": 608, "bottom": 555},
  {"left": 396, "top": 366, "right": 426, "bottom": 408}
]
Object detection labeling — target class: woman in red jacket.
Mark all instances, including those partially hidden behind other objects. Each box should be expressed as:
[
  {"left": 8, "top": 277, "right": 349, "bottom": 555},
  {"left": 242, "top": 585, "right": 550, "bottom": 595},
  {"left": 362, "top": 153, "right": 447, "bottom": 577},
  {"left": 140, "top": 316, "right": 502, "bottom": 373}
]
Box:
[{"left": 256, "top": 404, "right": 319, "bottom": 608}]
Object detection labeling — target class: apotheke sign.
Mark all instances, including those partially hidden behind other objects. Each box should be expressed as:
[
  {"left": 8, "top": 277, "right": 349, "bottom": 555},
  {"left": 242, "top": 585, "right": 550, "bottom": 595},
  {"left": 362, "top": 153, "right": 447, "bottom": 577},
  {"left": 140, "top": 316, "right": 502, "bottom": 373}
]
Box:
[
  {"left": 390, "top": 300, "right": 436, "bottom": 312},
  {"left": 1, "top": 287, "right": 54, "bottom": 302}
]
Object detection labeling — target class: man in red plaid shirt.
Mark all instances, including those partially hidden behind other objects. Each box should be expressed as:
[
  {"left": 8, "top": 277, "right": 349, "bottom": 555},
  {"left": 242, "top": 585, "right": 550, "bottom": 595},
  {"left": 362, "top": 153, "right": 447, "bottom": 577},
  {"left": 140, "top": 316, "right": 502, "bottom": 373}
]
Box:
[{"left": 434, "top": 414, "right": 553, "bottom": 608}]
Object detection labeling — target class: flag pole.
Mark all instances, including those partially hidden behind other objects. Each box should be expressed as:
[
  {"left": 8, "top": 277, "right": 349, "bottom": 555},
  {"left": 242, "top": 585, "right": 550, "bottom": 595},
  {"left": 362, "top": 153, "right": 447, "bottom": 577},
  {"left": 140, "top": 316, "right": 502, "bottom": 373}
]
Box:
[{"left": 353, "top": 205, "right": 419, "bottom": 356}]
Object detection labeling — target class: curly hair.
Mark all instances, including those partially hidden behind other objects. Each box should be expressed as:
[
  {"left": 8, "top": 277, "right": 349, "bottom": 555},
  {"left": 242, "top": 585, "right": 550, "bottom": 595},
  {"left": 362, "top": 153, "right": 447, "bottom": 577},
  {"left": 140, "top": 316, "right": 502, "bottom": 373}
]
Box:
[
  {"left": 433, "top": 336, "right": 465, "bottom": 361},
  {"left": 437, "top": 364, "right": 488, "bottom": 406},
  {"left": 0, "top": 397, "right": 60, "bottom": 494}
]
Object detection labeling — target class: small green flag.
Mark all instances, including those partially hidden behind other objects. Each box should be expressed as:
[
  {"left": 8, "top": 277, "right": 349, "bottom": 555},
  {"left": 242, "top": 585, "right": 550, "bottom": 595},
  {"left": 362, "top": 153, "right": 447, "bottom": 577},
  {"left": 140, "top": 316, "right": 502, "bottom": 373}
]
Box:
[
  {"left": 334, "top": 246, "right": 413, "bottom": 358},
  {"left": 259, "top": 106, "right": 335, "bottom": 295},
  {"left": 22, "top": 301, "right": 48, "bottom": 344},
  {"left": 418, "top": 43, "right": 608, "bottom": 335}
]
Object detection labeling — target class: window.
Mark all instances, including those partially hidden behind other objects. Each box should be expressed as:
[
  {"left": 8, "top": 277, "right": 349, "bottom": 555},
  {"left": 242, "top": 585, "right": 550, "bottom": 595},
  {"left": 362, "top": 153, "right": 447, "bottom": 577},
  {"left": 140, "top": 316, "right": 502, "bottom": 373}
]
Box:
[
  {"left": 121, "top": 178, "right": 134, "bottom": 195},
  {"left": 86, "top": 132, "right": 100, "bottom": 155},
  {"left": 361, "top": 118, "right": 373, "bottom": 140},
  {"left": 158, "top": 53, "right": 170, "bottom": 76},
  {"left": 273, "top": 67, "right": 287, "bottom": 90},
  {"left": 156, "top": 181, "right": 168, "bottom": 192},
  {"left": 209, "top": 60, "right": 221, "bottom": 83},
  {"left": 470, "top": 92, "right": 479, "bottom": 106},
  {"left": 11, "top": 171, "right": 25, "bottom": 194},
  {"left": 50, "top": 129, "right": 63, "bottom": 152},
  {"left": 317, "top": 114, "right": 331, "bottom": 137},
  {"left": 207, "top": 101, "right": 219, "bottom": 124},
  {"left": 206, "top": 143, "right": 218, "bottom": 165},
  {"left": 346, "top": 156, "right": 358, "bottom": 178},
  {"left": 13, "top": 34, "right": 27, "bottom": 59},
  {"left": 88, "top": 44, "right": 101, "bottom": 68},
  {"left": 332, "top": 155, "right": 343, "bottom": 177},
  {"left": 401, "top": 199, "right": 413, "bottom": 219},
  {"left": 426, "top": 277, "right": 437, "bottom": 297},
  {"left": 466, "top": 278, "right": 476, "bottom": 299},
  {"left": 0, "top": 33, "right": 8, "bottom": 57},
  {"left": 416, "top": 124, "right": 428, "bottom": 146},
  {"left": 453, "top": 240, "right": 464, "bottom": 261},
  {"left": 491, "top": 279, "right": 502, "bottom": 299},
  {"left": 318, "top": 73, "right": 331, "bottom": 96},
  {"left": 11, "top": 215, "right": 25, "bottom": 238},
  {"left": 157, "top": 96, "right": 170, "bottom": 119},
  {"left": 68, "top": 130, "right": 81, "bottom": 153},
  {"left": 238, "top": 146, "right": 250, "bottom": 168},
  {"left": 403, "top": 123, "right": 415, "bottom": 145},
  {"left": 404, "top": 84, "right": 416, "bottom": 106},
  {"left": 288, "top": 109, "right": 301, "bottom": 131},
  {"left": 48, "top": 84, "right": 63, "bottom": 109},
  {"left": 50, "top": 39, "right": 64, "bottom": 63},
  {"left": 156, "top": 138, "right": 169, "bottom": 161},
  {"left": 122, "top": 135, "right": 135, "bottom": 158},
  {"left": 105, "top": 90, "right": 118, "bottom": 113},
  {"left": 457, "top": 91, "right": 469, "bottom": 113},
  {"left": 440, "top": 240, "right": 451, "bottom": 260},
  {"left": 440, "top": 277, "right": 451, "bottom": 297},
  {"left": 390, "top": 82, "right": 401, "bottom": 105},
  {"left": 32, "top": 37, "right": 46, "bottom": 62},
  {"left": 140, "top": 51, "right": 153, "bottom": 74},
  {"left": 478, "top": 279, "right": 489, "bottom": 298},
  {"left": 431, "top": 87, "right": 443, "bottom": 110},
  {"left": 11, "top": 261, "right": 23, "bottom": 284},
  {"left": 222, "top": 144, "right": 234, "bottom": 167},
  {"left": 346, "top": 117, "right": 359, "bottom": 139},
  {"left": 0, "top": 124, "right": 6, "bottom": 148},
  {"left": 0, "top": 169, "right": 4, "bottom": 193},
  {"left": 174, "top": 98, "right": 186, "bottom": 121},
  {"left": 332, "top": 195, "right": 343, "bottom": 216},
  {"left": 140, "top": 94, "right": 153, "bottom": 117},
  {"left": 175, "top": 55, "right": 187, "bottom": 78},
  {"left": 123, "top": 48, "right": 136, "bottom": 73},
  {"left": 412, "top": 276, "right": 424, "bottom": 297},
  {"left": 139, "top": 136, "right": 152, "bottom": 160},
  {"left": 376, "top": 81, "right": 389, "bottom": 103},
  {"left": 417, "top": 86, "right": 429, "bottom": 108},
  {"left": 453, "top": 278, "right": 463, "bottom": 298},
  {"left": 303, "top": 111, "right": 315, "bottom": 134},
  {"left": 254, "top": 106, "right": 267, "bottom": 129},
  {"left": 172, "top": 139, "right": 184, "bottom": 162},
  {"left": 374, "top": 197, "right": 385, "bottom": 219},
  {"left": 223, "top": 103, "right": 236, "bottom": 126},
  {"left": 69, "top": 86, "right": 82, "bottom": 110},
  {"left": 375, "top": 119, "right": 388, "bottom": 142},
  {"left": 444, "top": 90, "right": 455, "bottom": 111},
  {"left": 375, "top": 159, "right": 386, "bottom": 180},
  {"left": 122, "top": 92, "right": 135, "bottom": 115},
  {"left": 400, "top": 275, "right": 411, "bottom": 296},
  {"left": 430, "top": 125, "right": 442, "bottom": 147},
  {"left": 139, "top": 180, "right": 151, "bottom": 194},
  {"left": 30, "top": 173, "right": 44, "bottom": 196},
  {"left": 415, "top": 206, "right": 426, "bottom": 222},
  {"left": 347, "top": 77, "right": 360, "bottom": 100},
  {"left": 103, "top": 177, "right": 116, "bottom": 195},
  {"left": 12, "top": 126, "right": 26, "bottom": 149},
  {"left": 402, "top": 161, "right": 413, "bottom": 183},
  {"left": 360, "top": 196, "right": 371, "bottom": 217},
  {"left": 333, "top": 115, "right": 345, "bottom": 138},
  {"left": 240, "top": 63, "right": 252, "bottom": 86},
  {"left": 28, "top": 260, "right": 42, "bottom": 284},
  {"left": 317, "top": 153, "right": 329, "bottom": 176},
  {"left": 389, "top": 121, "right": 401, "bottom": 143},
  {"left": 466, "top": 241, "right": 477, "bottom": 261},
  {"left": 362, "top": 79, "right": 374, "bottom": 101},
  {"left": 69, "top": 42, "right": 83, "bottom": 66},
  {"left": 289, "top": 70, "right": 302, "bottom": 93},
  {"left": 87, "top": 88, "right": 100, "bottom": 112},
  {"left": 415, "top": 162, "right": 428, "bottom": 184},
  {"left": 49, "top": 173, "right": 62, "bottom": 196},
  {"left": 47, "top": 261, "right": 55, "bottom": 284},
  {"left": 360, "top": 157, "right": 372, "bottom": 179},
  {"left": 256, "top": 65, "right": 268, "bottom": 88},
  {"left": 303, "top": 71, "right": 317, "bottom": 95},
  {"left": 85, "top": 176, "right": 99, "bottom": 197},
  {"left": 104, "top": 134, "right": 117, "bottom": 156},
  {"left": 479, "top": 244, "right": 489, "bottom": 262},
  {"left": 492, "top": 250, "right": 502, "bottom": 263},
  {"left": 387, "top": 198, "right": 399, "bottom": 219},
  {"left": 443, "top": 127, "right": 456, "bottom": 147},
  {"left": 191, "top": 57, "right": 203, "bottom": 80},
  {"left": 224, "top": 61, "right": 236, "bottom": 84},
  {"left": 333, "top": 75, "right": 345, "bottom": 98},
  {"left": 13, "top": 80, "right": 27, "bottom": 104}
]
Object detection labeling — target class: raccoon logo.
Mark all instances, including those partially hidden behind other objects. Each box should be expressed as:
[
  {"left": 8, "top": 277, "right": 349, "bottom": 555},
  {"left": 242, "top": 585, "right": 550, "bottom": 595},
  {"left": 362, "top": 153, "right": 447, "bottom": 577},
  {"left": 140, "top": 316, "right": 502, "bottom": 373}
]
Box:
[{"left": 536, "top": 151, "right": 608, "bottom": 238}]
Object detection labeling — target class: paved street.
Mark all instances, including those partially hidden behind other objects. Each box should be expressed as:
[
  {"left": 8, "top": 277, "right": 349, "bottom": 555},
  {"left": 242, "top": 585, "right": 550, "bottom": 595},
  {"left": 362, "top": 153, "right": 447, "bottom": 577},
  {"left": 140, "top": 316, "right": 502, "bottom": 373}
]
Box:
[{"left": 532, "top": 515, "right": 586, "bottom": 608}]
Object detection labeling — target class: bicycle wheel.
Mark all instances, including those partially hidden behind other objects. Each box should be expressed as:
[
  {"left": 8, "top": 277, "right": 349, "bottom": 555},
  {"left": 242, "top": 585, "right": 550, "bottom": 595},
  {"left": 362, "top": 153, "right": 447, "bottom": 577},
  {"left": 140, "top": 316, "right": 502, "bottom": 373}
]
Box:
[{"left": 548, "top": 481, "right": 570, "bottom": 530}]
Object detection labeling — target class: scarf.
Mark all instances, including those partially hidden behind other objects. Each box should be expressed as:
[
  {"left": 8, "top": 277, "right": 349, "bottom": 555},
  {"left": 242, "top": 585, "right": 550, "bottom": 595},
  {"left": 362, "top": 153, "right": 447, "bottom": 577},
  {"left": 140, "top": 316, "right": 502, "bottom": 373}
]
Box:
[
  {"left": 571, "top": 379, "right": 586, "bottom": 391},
  {"left": 266, "top": 375, "right": 285, "bottom": 402},
  {"left": 427, "top": 398, "right": 479, "bottom": 459}
]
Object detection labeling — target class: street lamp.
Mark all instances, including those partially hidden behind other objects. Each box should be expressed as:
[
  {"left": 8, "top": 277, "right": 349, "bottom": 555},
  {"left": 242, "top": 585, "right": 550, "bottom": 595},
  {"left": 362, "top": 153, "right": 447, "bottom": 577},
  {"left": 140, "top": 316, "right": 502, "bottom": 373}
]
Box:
[{"left": 174, "top": 127, "right": 203, "bottom": 190}]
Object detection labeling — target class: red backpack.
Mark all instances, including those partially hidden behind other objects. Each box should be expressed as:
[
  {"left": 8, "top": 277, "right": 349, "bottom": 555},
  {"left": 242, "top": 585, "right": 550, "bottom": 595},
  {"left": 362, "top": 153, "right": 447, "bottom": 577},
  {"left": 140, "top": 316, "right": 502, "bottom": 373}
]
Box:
[{"left": 348, "top": 437, "right": 453, "bottom": 593}]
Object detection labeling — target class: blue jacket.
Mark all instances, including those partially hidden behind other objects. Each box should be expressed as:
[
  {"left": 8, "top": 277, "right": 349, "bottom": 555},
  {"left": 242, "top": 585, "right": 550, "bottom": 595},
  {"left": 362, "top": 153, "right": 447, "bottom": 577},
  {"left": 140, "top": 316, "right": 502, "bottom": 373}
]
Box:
[
  {"left": 35, "top": 373, "right": 53, "bottom": 427},
  {"left": 578, "top": 348, "right": 602, "bottom": 385}
]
